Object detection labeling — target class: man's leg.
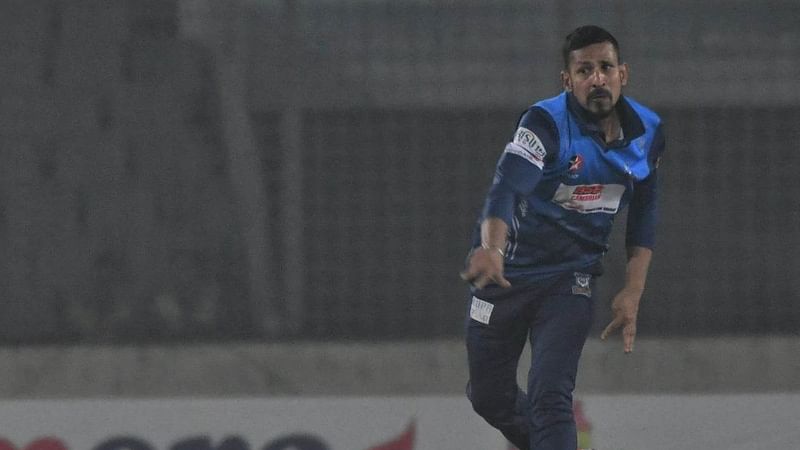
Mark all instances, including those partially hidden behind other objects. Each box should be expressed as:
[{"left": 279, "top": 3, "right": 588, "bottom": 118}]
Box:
[
  {"left": 526, "top": 276, "right": 594, "bottom": 450},
  {"left": 466, "top": 287, "right": 533, "bottom": 450}
]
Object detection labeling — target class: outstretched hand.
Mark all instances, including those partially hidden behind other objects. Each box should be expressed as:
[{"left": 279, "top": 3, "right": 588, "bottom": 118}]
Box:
[
  {"left": 600, "top": 287, "right": 642, "bottom": 353},
  {"left": 460, "top": 247, "right": 511, "bottom": 290}
]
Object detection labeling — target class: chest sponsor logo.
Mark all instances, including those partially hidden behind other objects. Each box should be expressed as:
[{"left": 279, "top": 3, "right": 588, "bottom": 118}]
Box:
[{"left": 552, "top": 183, "right": 625, "bottom": 214}]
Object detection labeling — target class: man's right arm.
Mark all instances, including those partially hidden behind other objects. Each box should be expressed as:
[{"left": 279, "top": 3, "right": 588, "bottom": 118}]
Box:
[
  {"left": 460, "top": 217, "right": 511, "bottom": 289},
  {"left": 460, "top": 107, "right": 559, "bottom": 289}
]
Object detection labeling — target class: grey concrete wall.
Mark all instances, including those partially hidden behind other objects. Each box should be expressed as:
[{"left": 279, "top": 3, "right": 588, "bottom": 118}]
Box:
[
  {"left": 255, "top": 0, "right": 800, "bottom": 109},
  {"left": 2, "top": 336, "right": 797, "bottom": 398}
]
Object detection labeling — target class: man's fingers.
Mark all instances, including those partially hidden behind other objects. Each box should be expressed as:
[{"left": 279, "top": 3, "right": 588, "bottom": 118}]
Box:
[
  {"left": 459, "top": 265, "right": 482, "bottom": 284},
  {"left": 603, "top": 317, "right": 637, "bottom": 353},
  {"left": 624, "top": 337, "right": 635, "bottom": 353},
  {"left": 472, "top": 276, "right": 488, "bottom": 289},
  {"left": 600, "top": 316, "right": 622, "bottom": 340},
  {"left": 464, "top": 273, "right": 492, "bottom": 290},
  {"left": 476, "top": 273, "right": 509, "bottom": 289},
  {"left": 496, "top": 275, "right": 511, "bottom": 288},
  {"left": 460, "top": 269, "right": 510, "bottom": 290},
  {"left": 623, "top": 323, "right": 637, "bottom": 353}
]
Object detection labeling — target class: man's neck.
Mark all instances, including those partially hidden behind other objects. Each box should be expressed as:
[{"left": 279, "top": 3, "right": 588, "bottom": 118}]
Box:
[
  {"left": 598, "top": 112, "right": 623, "bottom": 143},
  {"left": 566, "top": 92, "right": 626, "bottom": 144}
]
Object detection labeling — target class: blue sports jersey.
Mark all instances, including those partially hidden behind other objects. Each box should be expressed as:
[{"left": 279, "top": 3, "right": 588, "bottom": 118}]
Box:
[{"left": 472, "top": 91, "right": 665, "bottom": 282}]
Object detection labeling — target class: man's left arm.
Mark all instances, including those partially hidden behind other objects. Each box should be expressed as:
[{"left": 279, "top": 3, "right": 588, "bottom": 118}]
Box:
[
  {"left": 601, "top": 245, "right": 652, "bottom": 353},
  {"left": 601, "top": 125, "right": 665, "bottom": 353}
]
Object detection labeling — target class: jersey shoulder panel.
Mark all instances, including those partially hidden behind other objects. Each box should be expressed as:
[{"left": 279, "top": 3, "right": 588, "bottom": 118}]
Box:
[
  {"left": 532, "top": 92, "right": 571, "bottom": 126},
  {"left": 623, "top": 96, "right": 663, "bottom": 131},
  {"left": 512, "top": 100, "right": 561, "bottom": 165}
]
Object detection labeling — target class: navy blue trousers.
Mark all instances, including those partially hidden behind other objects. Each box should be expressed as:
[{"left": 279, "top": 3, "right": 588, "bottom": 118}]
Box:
[{"left": 465, "top": 272, "right": 595, "bottom": 450}]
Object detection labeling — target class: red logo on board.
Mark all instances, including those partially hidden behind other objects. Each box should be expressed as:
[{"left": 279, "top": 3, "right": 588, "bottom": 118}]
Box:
[{"left": 0, "top": 438, "right": 68, "bottom": 450}]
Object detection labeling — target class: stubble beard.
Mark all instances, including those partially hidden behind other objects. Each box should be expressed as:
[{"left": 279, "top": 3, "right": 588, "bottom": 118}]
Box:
[{"left": 585, "top": 99, "right": 615, "bottom": 121}]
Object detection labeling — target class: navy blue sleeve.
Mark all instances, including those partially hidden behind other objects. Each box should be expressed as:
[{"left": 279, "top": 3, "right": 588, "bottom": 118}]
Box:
[
  {"left": 481, "top": 107, "right": 559, "bottom": 227},
  {"left": 626, "top": 124, "right": 665, "bottom": 249}
]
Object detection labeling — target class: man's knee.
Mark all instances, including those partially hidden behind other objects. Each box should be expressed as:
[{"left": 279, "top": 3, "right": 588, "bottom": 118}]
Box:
[
  {"left": 467, "top": 381, "right": 514, "bottom": 423},
  {"left": 466, "top": 381, "right": 491, "bottom": 417},
  {"left": 530, "top": 391, "right": 573, "bottom": 428}
]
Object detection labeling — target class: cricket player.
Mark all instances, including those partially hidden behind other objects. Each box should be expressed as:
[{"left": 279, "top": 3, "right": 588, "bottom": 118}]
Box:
[{"left": 460, "top": 25, "right": 665, "bottom": 450}]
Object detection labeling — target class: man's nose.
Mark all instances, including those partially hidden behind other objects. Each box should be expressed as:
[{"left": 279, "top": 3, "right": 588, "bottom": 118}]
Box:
[{"left": 590, "top": 69, "right": 606, "bottom": 85}]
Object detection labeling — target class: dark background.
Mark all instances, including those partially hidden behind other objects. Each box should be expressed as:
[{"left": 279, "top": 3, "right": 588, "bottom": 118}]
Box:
[{"left": 2, "top": 0, "right": 798, "bottom": 343}]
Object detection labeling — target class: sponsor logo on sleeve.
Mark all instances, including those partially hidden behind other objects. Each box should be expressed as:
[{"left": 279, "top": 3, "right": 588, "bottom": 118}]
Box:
[{"left": 505, "top": 127, "right": 547, "bottom": 169}]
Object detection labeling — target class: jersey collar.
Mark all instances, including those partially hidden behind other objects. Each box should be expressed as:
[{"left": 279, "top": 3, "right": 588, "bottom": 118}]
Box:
[{"left": 566, "top": 92, "right": 645, "bottom": 148}]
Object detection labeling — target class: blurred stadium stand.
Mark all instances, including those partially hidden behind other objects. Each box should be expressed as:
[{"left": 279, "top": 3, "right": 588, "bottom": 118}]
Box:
[{"left": 1, "top": 0, "right": 799, "bottom": 344}]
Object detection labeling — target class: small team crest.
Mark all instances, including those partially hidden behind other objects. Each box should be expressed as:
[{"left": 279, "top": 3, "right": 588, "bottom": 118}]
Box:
[
  {"left": 572, "top": 272, "right": 592, "bottom": 297},
  {"left": 568, "top": 154, "right": 583, "bottom": 178}
]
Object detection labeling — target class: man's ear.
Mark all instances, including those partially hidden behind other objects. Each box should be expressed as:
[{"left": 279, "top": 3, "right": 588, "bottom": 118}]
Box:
[
  {"left": 619, "top": 62, "right": 629, "bottom": 87},
  {"left": 561, "top": 70, "right": 572, "bottom": 92}
]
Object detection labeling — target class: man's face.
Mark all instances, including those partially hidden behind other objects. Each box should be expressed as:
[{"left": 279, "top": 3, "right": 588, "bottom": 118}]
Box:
[{"left": 561, "top": 42, "right": 628, "bottom": 119}]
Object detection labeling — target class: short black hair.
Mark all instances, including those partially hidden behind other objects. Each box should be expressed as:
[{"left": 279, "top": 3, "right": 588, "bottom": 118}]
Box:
[{"left": 562, "top": 25, "right": 621, "bottom": 68}]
